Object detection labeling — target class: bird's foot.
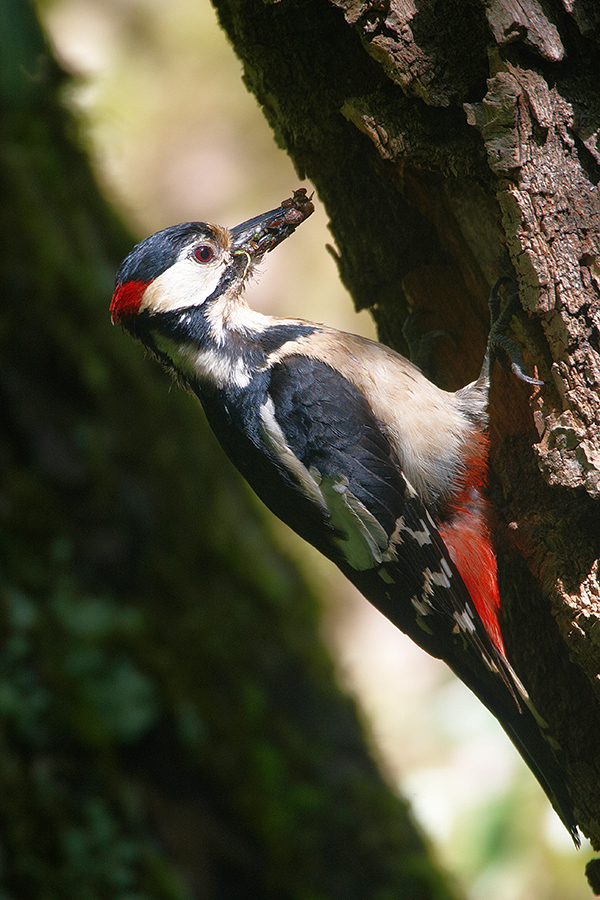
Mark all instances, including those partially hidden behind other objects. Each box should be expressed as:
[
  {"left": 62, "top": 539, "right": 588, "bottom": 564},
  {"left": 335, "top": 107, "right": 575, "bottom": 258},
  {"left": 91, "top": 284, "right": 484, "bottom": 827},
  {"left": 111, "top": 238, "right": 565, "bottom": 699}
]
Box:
[{"left": 488, "top": 279, "right": 544, "bottom": 386}]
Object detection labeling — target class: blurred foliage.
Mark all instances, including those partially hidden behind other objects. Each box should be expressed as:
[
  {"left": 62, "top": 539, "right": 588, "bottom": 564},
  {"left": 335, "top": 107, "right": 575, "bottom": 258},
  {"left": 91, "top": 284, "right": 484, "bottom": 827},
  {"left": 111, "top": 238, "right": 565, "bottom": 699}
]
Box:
[{"left": 0, "top": 1, "right": 459, "bottom": 897}]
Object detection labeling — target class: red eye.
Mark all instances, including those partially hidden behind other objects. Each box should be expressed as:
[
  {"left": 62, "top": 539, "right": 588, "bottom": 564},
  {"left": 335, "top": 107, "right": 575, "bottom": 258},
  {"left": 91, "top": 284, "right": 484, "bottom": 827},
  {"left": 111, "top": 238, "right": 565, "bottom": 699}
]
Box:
[{"left": 193, "top": 244, "right": 215, "bottom": 264}]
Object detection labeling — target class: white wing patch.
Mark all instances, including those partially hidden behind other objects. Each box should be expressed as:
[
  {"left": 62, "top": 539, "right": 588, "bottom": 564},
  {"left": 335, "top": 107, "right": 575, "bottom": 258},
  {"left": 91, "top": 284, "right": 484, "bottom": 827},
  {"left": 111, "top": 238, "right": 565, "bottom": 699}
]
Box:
[
  {"left": 259, "top": 398, "right": 327, "bottom": 511},
  {"left": 453, "top": 606, "right": 477, "bottom": 634},
  {"left": 259, "top": 396, "right": 399, "bottom": 572},
  {"left": 388, "top": 515, "right": 433, "bottom": 549},
  {"left": 313, "top": 472, "right": 390, "bottom": 571}
]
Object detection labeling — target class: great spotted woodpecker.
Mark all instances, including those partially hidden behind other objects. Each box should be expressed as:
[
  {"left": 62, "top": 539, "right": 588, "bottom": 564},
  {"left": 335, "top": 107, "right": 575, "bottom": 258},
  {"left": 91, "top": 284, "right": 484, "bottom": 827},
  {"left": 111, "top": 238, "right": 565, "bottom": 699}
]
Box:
[{"left": 111, "top": 189, "right": 579, "bottom": 843}]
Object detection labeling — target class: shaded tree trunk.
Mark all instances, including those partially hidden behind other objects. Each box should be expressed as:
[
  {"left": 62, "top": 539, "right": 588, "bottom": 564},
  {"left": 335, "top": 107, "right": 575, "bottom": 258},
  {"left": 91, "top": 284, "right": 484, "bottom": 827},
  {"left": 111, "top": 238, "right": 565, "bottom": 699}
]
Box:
[
  {"left": 213, "top": 0, "right": 600, "bottom": 854},
  {"left": 0, "top": 1, "right": 458, "bottom": 898}
]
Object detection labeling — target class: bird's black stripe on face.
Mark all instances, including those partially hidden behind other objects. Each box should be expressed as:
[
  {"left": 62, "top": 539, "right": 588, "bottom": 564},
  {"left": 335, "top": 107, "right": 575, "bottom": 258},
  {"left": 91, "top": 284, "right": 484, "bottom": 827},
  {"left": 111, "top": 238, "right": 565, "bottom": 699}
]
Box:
[{"left": 124, "top": 305, "right": 212, "bottom": 350}]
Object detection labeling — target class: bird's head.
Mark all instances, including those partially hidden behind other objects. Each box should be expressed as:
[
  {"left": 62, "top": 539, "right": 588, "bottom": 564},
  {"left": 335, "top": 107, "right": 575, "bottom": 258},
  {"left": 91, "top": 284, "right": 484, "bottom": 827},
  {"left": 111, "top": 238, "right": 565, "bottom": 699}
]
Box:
[{"left": 110, "top": 189, "right": 314, "bottom": 328}]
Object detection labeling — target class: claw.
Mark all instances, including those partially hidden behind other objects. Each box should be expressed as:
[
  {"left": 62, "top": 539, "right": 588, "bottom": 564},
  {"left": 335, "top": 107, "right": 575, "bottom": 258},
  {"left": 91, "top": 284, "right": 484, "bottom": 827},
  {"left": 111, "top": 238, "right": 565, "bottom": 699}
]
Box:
[{"left": 488, "top": 280, "right": 544, "bottom": 386}]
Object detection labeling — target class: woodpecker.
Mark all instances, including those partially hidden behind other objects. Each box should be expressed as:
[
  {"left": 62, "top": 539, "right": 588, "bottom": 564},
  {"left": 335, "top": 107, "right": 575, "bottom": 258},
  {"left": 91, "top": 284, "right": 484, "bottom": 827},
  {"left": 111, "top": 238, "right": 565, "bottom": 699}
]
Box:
[{"left": 111, "top": 189, "right": 579, "bottom": 843}]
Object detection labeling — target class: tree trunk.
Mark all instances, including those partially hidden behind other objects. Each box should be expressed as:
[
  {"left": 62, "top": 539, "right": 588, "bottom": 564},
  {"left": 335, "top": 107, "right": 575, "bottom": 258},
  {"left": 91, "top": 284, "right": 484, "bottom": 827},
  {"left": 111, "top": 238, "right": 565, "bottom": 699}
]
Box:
[
  {"left": 0, "top": 1, "right": 458, "bottom": 898},
  {"left": 213, "top": 0, "right": 600, "bottom": 855}
]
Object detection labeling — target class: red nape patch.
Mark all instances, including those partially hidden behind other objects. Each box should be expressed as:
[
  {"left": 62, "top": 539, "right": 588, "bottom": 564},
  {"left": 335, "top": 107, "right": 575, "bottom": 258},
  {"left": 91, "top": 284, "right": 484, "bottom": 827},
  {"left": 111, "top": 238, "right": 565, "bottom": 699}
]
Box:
[{"left": 110, "top": 280, "right": 149, "bottom": 324}]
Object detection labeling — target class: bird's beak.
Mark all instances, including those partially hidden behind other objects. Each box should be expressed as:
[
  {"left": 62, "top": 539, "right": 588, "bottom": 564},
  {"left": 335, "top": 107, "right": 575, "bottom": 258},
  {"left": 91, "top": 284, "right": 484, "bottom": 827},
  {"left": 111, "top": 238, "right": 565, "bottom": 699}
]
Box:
[{"left": 230, "top": 189, "right": 314, "bottom": 259}]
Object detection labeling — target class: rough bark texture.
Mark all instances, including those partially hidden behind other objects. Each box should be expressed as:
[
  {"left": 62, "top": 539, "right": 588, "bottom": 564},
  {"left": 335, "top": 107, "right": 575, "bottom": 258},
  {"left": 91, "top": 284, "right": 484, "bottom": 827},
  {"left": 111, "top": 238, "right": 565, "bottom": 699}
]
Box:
[
  {"left": 213, "top": 0, "right": 600, "bottom": 855},
  {"left": 0, "top": 2, "right": 459, "bottom": 898}
]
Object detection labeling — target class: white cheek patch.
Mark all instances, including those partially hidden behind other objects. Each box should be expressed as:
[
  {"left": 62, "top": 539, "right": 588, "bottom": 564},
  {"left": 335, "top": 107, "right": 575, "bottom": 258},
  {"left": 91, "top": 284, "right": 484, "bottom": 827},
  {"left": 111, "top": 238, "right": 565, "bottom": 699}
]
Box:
[{"left": 140, "top": 255, "right": 228, "bottom": 314}]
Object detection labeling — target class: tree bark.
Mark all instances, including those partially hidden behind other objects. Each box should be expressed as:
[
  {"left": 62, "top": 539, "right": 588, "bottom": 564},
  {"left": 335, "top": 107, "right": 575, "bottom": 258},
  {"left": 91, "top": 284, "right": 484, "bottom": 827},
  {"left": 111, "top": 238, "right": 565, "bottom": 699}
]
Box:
[
  {"left": 0, "top": 2, "right": 459, "bottom": 898},
  {"left": 213, "top": 0, "right": 600, "bottom": 854}
]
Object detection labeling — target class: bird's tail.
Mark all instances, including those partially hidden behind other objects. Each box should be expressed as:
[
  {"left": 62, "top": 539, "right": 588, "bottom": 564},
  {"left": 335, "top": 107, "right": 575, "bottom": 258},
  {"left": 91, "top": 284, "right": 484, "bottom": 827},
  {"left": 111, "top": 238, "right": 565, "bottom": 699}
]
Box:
[{"left": 456, "top": 656, "right": 580, "bottom": 846}]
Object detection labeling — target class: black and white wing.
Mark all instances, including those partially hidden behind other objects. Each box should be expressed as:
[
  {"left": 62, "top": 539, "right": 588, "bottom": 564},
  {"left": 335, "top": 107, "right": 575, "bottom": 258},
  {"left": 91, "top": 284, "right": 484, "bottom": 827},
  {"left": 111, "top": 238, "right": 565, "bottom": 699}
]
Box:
[{"left": 258, "top": 353, "right": 578, "bottom": 841}]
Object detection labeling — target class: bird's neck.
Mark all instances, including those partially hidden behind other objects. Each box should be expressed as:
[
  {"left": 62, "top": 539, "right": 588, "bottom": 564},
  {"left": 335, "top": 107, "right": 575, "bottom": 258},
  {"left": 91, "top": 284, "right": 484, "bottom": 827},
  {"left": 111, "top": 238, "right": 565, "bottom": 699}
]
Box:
[{"left": 144, "top": 297, "right": 279, "bottom": 393}]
